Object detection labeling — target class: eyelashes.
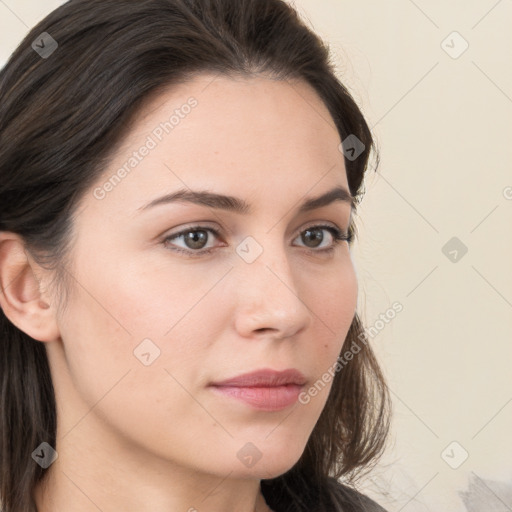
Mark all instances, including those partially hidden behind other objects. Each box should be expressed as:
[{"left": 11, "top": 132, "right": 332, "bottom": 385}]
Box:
[{"left": 162, "top": 223, "right": 352, "bottom": 258}]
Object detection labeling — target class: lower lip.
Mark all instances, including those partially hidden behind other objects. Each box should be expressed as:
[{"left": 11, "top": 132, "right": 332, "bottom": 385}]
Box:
[{"left": 209, "top": 384, "right": 303, "bottom": 411}]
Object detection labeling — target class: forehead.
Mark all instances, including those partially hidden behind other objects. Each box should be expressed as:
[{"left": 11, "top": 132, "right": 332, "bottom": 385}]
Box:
[{"left": 88, "top": 73, "right": 349, "bottom": 216}]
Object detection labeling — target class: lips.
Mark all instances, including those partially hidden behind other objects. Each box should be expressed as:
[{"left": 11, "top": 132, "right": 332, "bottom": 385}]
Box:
[
  {"left": 209, "top": 368, "right": 307, "bottom": 388},
  {"left": 209, "top": 369, "right": 308, "bottom": 411}
]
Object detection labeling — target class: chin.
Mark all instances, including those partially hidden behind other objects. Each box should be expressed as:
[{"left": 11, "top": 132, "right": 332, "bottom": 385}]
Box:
[{"left": 227, "top": 445, "right": 305, "bottom": 481}]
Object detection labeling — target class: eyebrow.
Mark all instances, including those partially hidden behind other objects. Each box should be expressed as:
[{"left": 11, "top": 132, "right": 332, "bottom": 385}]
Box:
[{"left": 137, "top": 186, "right": 355, "bottom": 214}]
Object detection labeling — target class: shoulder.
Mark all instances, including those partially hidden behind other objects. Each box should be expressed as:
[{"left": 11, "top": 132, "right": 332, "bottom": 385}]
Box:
[{"left": 325, "top": 477, "right": 389, "bottom": 512}]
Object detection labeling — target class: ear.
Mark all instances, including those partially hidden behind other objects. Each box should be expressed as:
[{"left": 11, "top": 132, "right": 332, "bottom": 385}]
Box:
[{"left": 0, "top": 232, "right": 61, "bottom": 343}]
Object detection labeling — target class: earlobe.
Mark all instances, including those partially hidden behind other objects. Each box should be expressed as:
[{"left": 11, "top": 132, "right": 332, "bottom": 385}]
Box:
[{"left": 0, "top": 232, "right": 61, "bottom": 343}]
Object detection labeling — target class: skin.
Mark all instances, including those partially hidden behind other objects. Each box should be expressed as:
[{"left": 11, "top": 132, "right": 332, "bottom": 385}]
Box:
[{"left": 0, "top": 73, "right": 358, "bottom": 512}]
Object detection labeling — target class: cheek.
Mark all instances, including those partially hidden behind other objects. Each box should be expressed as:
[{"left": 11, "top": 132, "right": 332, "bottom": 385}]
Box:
[
  {"left": 57, "top": 253, "right": 224, "bottom": 406},
  {"left": 310, "top": 258, "right": 358, "bottom": 339},
  {"left": 293, "top": 264, "right": 357, "bottom": 418},
  {"left": 56, "top": 284, "right": 134, "bottom": 407},
  {"left": 55, "top": 274, "right": 208, "bottom": 453},
  {"left": 110, "top": 256, "right": 230, "bottom": 342},
  {"left": 304, "top": 259, "right": 358, "bottom": 394}
]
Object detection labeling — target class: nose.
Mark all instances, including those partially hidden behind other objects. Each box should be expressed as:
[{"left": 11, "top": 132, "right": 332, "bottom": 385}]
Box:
[{"left": 231, "top": 240, "right": 312, "bottom": 340}]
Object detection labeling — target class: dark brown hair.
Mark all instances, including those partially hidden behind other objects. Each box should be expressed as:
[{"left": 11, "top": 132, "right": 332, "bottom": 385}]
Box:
[{"left": 0, "top": 1, "right": 391, "bottom": 511}]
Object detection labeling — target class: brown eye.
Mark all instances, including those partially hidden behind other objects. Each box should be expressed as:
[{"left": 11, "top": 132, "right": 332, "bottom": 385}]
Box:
[
  {"left": 294, "top": 225, "right": 351, "bottom": 252},
  {"left": 162, "top": 224, "right": 351, "bottom": 258},
  {"left": 163, "top": 226, "right": 222, "bottom": 256},
  {"left": 301, "top": 227, "right": 325, "bottom": 248},
  {"left": 177, "top": 229, "right": 209, "bottom": 250}
]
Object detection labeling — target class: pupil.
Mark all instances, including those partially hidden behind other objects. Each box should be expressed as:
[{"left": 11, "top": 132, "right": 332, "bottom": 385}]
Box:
[
  {"left": 186, "top": 230, "right": 207, "bottom": 249},
  {"left": 303, "top": 228, "right": 323, "bottom": 248}
]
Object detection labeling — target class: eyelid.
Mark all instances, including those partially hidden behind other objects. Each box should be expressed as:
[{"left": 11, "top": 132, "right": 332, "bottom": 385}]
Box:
[{"left": 299, "top": 220, "right": 342, "bottom": 233}]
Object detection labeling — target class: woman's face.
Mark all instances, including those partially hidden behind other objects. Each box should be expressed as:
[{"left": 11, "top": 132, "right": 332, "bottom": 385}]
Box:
[{"left": 49, "top": 74, "right": 358, "bottom": 482}]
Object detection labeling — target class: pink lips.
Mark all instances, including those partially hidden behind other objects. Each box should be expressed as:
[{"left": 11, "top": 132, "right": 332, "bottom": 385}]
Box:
[{"left": 209, "top": 368, "right": 306, "bottom": 411}]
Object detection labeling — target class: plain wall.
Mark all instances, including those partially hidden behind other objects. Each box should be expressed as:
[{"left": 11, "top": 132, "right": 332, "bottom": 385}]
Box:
[{"left": 1, "top": 1, "right": 511, "bottom": 510}]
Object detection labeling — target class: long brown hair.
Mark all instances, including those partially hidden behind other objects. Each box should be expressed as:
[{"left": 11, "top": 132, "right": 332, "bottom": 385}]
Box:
[{"left": 0, "top": 1, "right": 391, "bottom": 511}]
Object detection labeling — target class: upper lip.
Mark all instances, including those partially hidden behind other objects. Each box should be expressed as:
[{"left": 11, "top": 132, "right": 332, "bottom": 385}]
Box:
[{"left": 210, "top": 368, "right": 307, "bottom": 387}]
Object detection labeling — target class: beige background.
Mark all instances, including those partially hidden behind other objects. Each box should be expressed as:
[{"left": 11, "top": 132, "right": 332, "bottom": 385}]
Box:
[{"left": 1, "top": 1, "right": 511, "bottom": 510}]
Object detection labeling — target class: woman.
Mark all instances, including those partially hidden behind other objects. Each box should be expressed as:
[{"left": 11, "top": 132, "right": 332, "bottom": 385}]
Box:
[{"left": 0, "top": 0, "right": 391, "bottom": 511}]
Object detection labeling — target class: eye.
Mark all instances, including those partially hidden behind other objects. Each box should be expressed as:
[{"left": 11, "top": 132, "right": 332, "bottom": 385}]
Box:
[
  {"left": 162, "top": 223, "right": 352, "bottom": 258},
  {"left": 163, "top": 226, "right": 222, "bottom": 256},
  {"left": 294, "top": 224, "right": 352, "bottom": 252}
]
